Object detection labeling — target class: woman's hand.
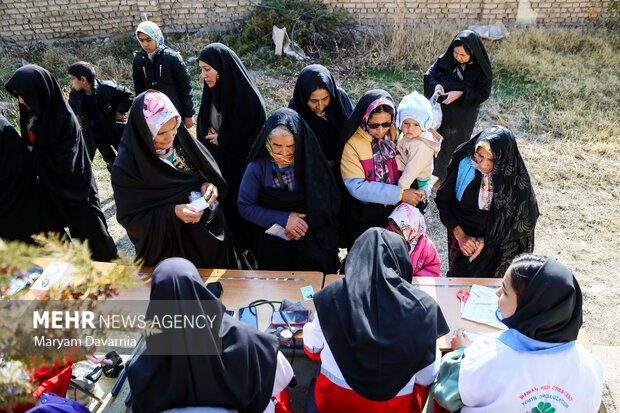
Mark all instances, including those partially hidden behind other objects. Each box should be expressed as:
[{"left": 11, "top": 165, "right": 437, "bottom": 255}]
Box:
[
  {"left": 434, "top": 84, "right": 445, "bottom": 97},
  {"left": 284, "top": 212, "right": 308, "bottom": 240},
  {"left": 469, "top": 238, "right": 485, "bottom": 262},
  {"left": 206, "top": 126, "right": 218, "bottom": 146},
  {"left": 401, "top": 189, "right": 426, "bottom": 206},
  {"left": 183, "top": 116, "right": 194, "bottom": 129},
  {"left": 442, "top": 91, "right": 463, "bottom": 105},
  {"left": 175, "top": 204, "right": 204, "bottom": 224},
  {"left": 200, "top": 182, "right": 219, "bottom": 206},
  {"left": 453, "top": 226, "right": 478, "bottom": 256},
  {"left": 451, "top": 328, "right": 472, "bottom": 350},
  {"left": 115, "top": 111, "right": 127, "bottom": 122}
]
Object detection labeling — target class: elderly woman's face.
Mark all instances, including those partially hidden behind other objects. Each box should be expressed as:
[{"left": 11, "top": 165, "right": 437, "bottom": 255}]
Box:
[
  {"left": 153, "top": 117, "right": 178, "bottom": 156},
  {"left": 453, "top": 45, "right": 471, "bottom": 64},
  {"left": 198, "top": 61, "right": 218, "bottom": 88},
  {"left": 307, "top": 87, "right": 330, "bottom": 116},
  {"left": 367, "top": 112, "right": 393, "bottom": 140},
  {"left": 475, "top": 146, "right": 494, "bottom": 174},
  {"left": 497, "top": 267, "right": 519, "bottom": 320},
  {"left": 269, "top": 133, "right": 295, "bottom": 157}
]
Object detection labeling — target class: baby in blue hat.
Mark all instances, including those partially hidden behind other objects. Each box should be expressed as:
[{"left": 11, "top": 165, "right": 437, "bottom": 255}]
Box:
[{"left": 395, "top": 91, "right": 443, "bottom": 203}]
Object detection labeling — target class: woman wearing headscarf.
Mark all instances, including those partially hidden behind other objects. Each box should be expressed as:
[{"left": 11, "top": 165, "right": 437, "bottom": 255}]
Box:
[
  {"left": 4, "top": 65, "right": 117, "bottom": 261},
  {"left": 111, "top": 90, "right": 242, "bottom": 268},
  {"left": 196, "top": 43, "right": 267, "bottom": 251},
  {"left": 435, "top": 125, "right": 538, "bottom": 277},
  {"left": 0, "top": 114, "right": 67, "bottom": 244},
  {"left": 337, "top": 89, "right": 425, "bottom": 247},
  {"left": 424, "top": 30, "right": 492, "bottom": 185},
  {"left": 127, "top": 257, "right": 294, "bottom": 413},
  {"left": 288, "top": 64, "right": 353, "bottom": 164},
  {"left": 432, "top": 254, "right": 604, "bottom": 412},
  {"left": 133, "top": 21, "right": 195, "bottom": 129},
  {"left": 238, "top": 108, "right": 340, "bottom": 274},
  {"left": 303, "top": 228, "right": 450, "bottom": 412}
]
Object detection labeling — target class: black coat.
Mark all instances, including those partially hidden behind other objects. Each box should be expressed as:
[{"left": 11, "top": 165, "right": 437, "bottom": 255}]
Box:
[
  {"left": 5, "top": 65, "right": 117, "bottom": 261},
  {"left": 0, "top": 115, "right": 65, "bottom": 243},
  {"left": 132, "top": 48, "right": 194, "bottom": 117},
  {"left": 68, "top": 78, "right": 133, "bottom": 156},
  {"left": 112, "top": 92, "right": 241, "bottom": 268},
  {"left": 424, "top": 30, "right": 493, "bottom": 180}
]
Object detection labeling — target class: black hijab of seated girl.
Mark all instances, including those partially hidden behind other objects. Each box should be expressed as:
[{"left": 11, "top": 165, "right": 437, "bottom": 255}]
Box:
[
  {"left": 247, "top": 107, "right": 341, "bottom": 228},
  {"left": 336, "top": 89, "right": 398, "bottom": 184},
  {"left": 448, "top": 125, "right": 539, "bottom": 274},
  {"left": 196, "top": 43, "right": 266, "bottom": 152},
  {"left": 501, "top": 254, "right": 582, "bottom": 343},
  {"left": 313, "top": 228, "right": 450, "bottom": 401},
  {"left": 288, "top": 64, "right": 353, "bottom": 160},
  {"left": 434, "top": 30, "right": 492, "bottom": 82},
  {"left": 127, "top": 257, "right": 280, "bottom": 413}
]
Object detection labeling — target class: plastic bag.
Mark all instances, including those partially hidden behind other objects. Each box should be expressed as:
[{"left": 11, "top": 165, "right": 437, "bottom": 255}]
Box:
[{"left": 430, "top": 97, "right": 443, "bottom": 130}]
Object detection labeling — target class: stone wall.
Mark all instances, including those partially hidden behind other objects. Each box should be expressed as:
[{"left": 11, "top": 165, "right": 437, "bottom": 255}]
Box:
[{"left": 0, "top": 0, "right": 611, "bottom": 43}]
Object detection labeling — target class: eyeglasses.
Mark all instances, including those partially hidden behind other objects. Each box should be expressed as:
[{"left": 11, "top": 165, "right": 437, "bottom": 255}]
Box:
[{"left": 367, "top": 122, "right": 392, "bottom": 129}]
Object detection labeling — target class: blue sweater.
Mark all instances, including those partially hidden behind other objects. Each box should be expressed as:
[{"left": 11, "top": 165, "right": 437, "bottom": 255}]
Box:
[{"left": 238, "top": 157, "right": 299, "bottom": 229}]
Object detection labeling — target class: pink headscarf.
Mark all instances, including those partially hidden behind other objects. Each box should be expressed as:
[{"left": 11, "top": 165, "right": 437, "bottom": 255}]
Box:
[
  {"left": 143, "top": 90, "right": 181, "bottom": 141},
  {"left": 388, "top": 203, "right": 426, "bottom": 248}
]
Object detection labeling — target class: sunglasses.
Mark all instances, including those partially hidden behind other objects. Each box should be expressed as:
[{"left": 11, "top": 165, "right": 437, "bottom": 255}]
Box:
[{"left": 367, "top": 121, "right": 392, "bottom": 129}]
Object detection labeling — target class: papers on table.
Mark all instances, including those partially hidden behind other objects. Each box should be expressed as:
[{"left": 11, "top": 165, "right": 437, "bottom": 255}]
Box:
[
  {"left": 461, "top": 284, "right": 508, "bottom": 330},
  {"left": 265, "top": 224, "right": 291, "bottom": 241},
  {"left": 29, "top": 262, "right": 73, "bottom": 298}
]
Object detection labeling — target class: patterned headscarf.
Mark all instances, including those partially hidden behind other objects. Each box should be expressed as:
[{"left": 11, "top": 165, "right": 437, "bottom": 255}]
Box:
[
  {"left": 471, "top": 139, "right": 494, "bottom": 210},
  {"left": 265, "top": 138, "right": 294, "bottom": 169},
  {"left": 143, "top": 91, "right": 181, "bottom": 155},
  {"left": 389, "top": 203, "right": 426, "bottom": 249},
  {"left": 136, "top": 21, "right": 165, "bottom": 56},
  {"left": 361, "top": 97, "right": 398, "bottom": 183}
]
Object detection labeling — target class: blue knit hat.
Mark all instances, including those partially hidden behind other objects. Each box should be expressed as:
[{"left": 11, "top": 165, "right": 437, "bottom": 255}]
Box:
[{"left": 396, "top": 91, "right": 433, "bottom": 131}]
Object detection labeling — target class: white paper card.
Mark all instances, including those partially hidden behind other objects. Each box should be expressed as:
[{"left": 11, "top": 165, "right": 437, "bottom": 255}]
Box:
[
  {"left": 30, "top": 262, "right": 71, "bottom": 292},
  {"left": 300, "top": 285, "right": 315, "bottom": 301},
  {"left": 461, "top": 284, "right": 508, "bottom": 330},
  {"left": 265, "top": 224, "right": 290, "bottom": 241}
]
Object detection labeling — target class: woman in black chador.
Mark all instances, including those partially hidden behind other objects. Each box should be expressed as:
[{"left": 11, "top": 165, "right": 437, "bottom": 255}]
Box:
[
  {"left": 435, "top": 125, "right": 539, "bottom": 277},
  {"left": 288, "top": 64, "right": 353, "bottom": 164},
  {"left": 4, "top": 65, "right": 117, "bottom": 260},
  {"left": 111, "top": 90, "right": 242, "bottom": 268},
  {"left": 0, "top": 114, "right": 66, "bottom": 243},
  {"left": 127, "top": 257, "right": 294, "bottom": 413},
  {"left": 196, "top": 43, "right": 267, "bottom": 251},
  {"left": 238, "top": 108, "right": 341, "bottom": 274},
  {"left": 424, "top": 30, "right": 493, "bottom": 183}
]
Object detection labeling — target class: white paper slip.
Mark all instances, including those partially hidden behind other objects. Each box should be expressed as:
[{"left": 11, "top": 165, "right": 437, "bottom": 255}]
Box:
[
  {"left": 30, "top": 262, "right": 73, "bottom": 297},
  {"left": 460, "top": 284, "right": 508, "bottom": 330},
  {"left": 188, "top": 191, "right": 219, "bottom": 212},
  {"left": 300, "top": 285, "right": 315, "bottom": 301},
  {"left": 265, "top": 224, "right": 291, "bottom": 241}
]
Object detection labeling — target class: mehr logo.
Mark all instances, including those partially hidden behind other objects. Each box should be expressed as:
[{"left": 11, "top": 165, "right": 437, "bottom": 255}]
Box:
[{"left": 34, "top": 311, "right": 96, "bottom": 328}]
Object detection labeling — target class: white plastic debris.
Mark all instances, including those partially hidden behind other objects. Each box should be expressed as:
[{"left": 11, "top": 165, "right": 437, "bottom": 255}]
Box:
[{"left": 272, "top": 26, "right": 306, "bottom": 60}]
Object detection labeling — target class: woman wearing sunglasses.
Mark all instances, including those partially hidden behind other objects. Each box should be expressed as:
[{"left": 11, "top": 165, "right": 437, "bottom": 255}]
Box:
[{"left": 337, "top": 90, "right": 426, "bottom": 248}]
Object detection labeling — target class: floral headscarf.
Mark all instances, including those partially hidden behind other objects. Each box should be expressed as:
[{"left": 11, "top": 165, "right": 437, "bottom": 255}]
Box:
[
  {"left": 143, "top": 91, "right": 181, "bottom": 155},
  {"left": 265, "top": 138, "right": 294, "bottom": 168},
  {"left": 471, "top": 139, "right": 494, "bottom": 210},
  {"left": 136, "top": 21, "right": 165, "bottom": 57},
  {"left": 361, "top": 97, "right": 398, "bottom": 183},
  {"left": 388, "top": 203, "right": 426, "bottom": 248}
]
